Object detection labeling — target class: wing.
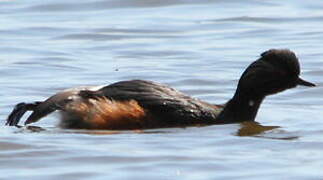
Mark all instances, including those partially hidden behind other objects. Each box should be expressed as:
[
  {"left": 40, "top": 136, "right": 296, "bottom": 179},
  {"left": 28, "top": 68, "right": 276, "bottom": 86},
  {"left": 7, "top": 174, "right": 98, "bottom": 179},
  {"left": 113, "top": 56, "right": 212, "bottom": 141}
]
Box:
[{"left": 91, "top": 80, "right": 220, "bottom": 125}]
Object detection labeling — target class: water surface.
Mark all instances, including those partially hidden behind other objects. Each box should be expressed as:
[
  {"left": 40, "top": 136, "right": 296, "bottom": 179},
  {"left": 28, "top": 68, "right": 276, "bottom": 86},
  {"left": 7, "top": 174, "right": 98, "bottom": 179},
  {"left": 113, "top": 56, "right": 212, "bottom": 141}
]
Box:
[{"left": 1, "top": 0, "right": 323, "bottom": 179}]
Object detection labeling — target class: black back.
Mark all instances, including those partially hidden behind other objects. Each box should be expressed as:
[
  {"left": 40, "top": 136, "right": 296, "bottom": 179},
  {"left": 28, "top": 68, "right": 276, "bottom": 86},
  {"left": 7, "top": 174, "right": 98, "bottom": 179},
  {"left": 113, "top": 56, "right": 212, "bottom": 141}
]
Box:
[{"left": 96, "top": 80, "right": 221, "bottom": 126}]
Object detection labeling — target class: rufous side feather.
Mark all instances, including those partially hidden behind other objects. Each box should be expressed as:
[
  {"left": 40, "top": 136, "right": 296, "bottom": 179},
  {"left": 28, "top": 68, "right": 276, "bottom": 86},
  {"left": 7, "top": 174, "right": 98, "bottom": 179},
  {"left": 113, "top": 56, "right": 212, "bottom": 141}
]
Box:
[{"left": 60, "top": 97, "right": 149, "bottom": 130}]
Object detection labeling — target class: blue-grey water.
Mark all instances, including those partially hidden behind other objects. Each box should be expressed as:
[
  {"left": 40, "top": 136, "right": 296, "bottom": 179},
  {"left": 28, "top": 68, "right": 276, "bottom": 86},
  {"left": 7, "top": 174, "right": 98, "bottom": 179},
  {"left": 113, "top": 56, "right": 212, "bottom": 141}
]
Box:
[{"left": 1, "top": 0, "right": 323, "bottom": 179}]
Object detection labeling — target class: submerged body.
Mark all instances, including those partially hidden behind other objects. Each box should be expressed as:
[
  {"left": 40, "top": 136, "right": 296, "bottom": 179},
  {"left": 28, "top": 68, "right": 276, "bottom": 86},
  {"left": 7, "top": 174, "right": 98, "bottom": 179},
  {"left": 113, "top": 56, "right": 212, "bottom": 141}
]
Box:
[{"left": 6, "top": 49, "right": 315, "bottom": 130}]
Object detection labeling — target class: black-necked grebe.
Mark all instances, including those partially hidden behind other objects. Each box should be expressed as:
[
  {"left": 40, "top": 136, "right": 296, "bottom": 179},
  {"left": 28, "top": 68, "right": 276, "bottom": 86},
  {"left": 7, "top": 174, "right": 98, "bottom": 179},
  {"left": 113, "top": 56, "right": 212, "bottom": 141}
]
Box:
[{"left": 6, "top": 49, "right": 315, "bottom": 130}]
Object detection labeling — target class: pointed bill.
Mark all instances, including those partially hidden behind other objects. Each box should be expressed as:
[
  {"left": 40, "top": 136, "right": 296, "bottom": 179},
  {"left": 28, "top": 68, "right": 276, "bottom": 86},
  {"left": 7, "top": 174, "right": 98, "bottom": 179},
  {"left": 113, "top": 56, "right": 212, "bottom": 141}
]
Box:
[{"left": 297, "top": 77, "right": 316, "bottom": 87}]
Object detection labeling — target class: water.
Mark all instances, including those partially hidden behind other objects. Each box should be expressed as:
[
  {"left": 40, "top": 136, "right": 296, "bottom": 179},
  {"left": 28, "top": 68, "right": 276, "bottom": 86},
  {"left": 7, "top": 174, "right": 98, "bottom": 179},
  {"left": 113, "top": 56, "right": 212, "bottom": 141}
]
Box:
[{"left": 1, "top": 0, "right": 323, "bottom": 179}]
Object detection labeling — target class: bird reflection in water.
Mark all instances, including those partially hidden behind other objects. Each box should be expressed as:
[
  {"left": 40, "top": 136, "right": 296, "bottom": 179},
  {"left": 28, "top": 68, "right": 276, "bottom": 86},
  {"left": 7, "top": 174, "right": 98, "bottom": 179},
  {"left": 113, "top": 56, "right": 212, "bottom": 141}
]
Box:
[
  {"left": 236, "top": 121, "right": 298, "bottom": 140},
  {"left": 15, "top": 122, "right": 298, "bottom": 140}
]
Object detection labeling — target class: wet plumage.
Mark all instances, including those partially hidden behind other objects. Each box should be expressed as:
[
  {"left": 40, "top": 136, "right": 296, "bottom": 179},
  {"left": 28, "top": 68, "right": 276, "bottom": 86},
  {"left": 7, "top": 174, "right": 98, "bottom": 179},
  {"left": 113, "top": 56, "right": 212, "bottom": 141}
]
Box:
[{"left": 6, "top": 49, "right": 315, "bottom": 130}]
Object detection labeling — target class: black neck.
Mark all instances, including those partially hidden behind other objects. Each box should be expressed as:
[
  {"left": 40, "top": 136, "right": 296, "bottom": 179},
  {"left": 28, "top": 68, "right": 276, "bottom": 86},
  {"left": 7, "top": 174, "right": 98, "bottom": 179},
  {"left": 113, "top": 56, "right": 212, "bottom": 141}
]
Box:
[{"left": 216, "top": 91, "right": 265, "bottom": 124}]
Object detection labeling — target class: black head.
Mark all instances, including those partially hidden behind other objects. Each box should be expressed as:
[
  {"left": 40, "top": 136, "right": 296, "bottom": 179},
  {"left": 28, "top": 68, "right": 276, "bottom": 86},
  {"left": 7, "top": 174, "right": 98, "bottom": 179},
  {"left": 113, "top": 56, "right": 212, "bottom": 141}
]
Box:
[{"left": 236, "top": 49, "right": 315, "bottom": 98}]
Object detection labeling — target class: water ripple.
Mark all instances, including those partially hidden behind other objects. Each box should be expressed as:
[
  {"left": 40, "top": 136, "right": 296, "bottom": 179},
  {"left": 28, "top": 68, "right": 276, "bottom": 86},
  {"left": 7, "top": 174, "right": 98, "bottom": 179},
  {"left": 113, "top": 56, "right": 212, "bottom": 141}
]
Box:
[{"left": 1, "top": 0, "right": 323, "bottom": 179}]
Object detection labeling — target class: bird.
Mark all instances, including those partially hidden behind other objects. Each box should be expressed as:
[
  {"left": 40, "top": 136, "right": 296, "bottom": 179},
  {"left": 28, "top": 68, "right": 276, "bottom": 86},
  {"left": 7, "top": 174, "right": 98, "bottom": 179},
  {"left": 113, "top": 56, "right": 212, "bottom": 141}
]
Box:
[{"left": 5, "top": 49, "right": 315, "bottom": 130}]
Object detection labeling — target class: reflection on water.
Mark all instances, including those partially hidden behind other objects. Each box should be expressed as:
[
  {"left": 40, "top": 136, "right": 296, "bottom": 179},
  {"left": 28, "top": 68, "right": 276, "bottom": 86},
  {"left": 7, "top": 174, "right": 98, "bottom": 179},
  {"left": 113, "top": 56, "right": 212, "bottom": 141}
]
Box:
[
  {"left": 12, "top": 122, "right": 281, "bottom": 137},
  {"left": 236, "top": 121, "right": 280, "bottom": 137},
  {"left": 1, "top": 0, "right": 323, "bottom": 179},
  {"left": 236, "top": 122, "right": 299, "bottom": 140}
]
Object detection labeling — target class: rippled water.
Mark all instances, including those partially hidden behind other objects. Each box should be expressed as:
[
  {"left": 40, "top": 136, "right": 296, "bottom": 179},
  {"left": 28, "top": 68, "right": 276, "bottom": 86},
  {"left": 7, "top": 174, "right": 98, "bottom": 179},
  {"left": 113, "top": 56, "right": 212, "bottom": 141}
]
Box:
[{"left": 1, "top": 0, "right": 323, "bottom": 179}]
